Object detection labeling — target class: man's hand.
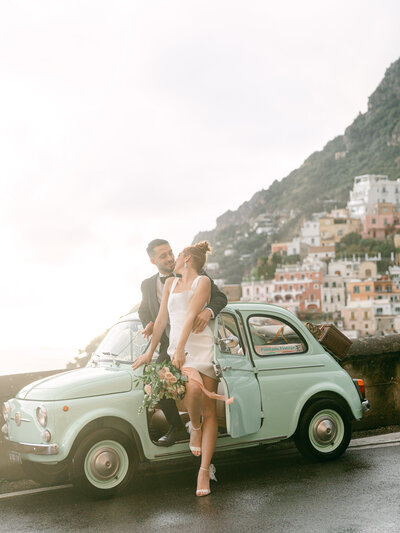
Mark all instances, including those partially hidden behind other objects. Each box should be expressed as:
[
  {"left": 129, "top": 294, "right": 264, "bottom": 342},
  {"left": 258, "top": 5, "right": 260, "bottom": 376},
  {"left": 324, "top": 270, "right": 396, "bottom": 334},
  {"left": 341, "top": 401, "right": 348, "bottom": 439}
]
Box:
[
  {"left": 142, "top": 321, "right": 154, "bottom": 340},
  {"left": 192, "top": 308, "right": 213, "bottom": 333},
  {"left": 171, "top": 348, "right": 186, "bottom": 370},
  {"left": 132, "top": 352, "right": 152, "bottom": 370}
]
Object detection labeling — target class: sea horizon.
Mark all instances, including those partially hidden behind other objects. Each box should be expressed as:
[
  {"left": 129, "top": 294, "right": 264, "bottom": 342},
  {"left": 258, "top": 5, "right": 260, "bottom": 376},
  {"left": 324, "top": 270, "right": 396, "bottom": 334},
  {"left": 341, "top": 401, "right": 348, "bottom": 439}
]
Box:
[{"left": 0, "top": 346, "right": 81, "bottom": 375}]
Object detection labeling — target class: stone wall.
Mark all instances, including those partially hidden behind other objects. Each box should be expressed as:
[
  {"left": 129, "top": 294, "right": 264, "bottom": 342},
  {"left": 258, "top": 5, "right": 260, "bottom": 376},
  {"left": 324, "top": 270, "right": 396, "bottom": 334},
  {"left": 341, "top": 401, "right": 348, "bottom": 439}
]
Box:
[{"left": 343, "top": 334, "right": 400, "bottom": 429}]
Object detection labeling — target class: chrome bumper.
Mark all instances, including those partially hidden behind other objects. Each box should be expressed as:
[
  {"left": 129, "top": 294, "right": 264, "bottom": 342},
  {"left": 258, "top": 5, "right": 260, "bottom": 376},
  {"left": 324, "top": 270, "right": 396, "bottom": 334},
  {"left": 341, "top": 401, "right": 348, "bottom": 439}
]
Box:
[
  {"left": 5, "top": 437, "right": 59, "bottom": 455},
  {"left": 362, "top": 399, "right": 370, "bottom": 412}
]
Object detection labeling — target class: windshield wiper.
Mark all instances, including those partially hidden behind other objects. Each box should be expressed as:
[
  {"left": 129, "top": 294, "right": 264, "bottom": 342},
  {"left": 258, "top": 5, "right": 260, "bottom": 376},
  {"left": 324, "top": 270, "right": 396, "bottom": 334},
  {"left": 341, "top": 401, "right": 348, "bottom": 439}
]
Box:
[{"left": 102, "top": 351, "right": 119, "bottom": 357}]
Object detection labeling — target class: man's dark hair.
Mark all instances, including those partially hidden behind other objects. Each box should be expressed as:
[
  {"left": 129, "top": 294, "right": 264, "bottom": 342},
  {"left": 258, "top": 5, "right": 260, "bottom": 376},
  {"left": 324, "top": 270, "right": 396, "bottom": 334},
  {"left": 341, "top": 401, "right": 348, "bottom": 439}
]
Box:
[{"left": 146, "top": 239, "right": 169, "bottom": 257}]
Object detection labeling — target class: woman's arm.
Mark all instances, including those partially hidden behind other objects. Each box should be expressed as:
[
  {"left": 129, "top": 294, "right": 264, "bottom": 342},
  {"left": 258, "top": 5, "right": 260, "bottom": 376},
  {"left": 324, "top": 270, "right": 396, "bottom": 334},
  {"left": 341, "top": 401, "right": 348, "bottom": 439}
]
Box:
[
  {"left": 132, "top": 277, "right": 173, "bottom": 369},
  {"left": 172, "top": 276, "right": 211, "bottom": 369}
]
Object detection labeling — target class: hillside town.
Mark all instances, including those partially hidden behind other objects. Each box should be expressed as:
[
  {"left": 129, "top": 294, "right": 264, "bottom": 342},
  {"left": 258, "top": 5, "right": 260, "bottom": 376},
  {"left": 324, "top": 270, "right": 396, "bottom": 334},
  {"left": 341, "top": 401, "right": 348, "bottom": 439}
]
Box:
[{"left": 215, "top": 174, "right": 400, "bottom": 339}]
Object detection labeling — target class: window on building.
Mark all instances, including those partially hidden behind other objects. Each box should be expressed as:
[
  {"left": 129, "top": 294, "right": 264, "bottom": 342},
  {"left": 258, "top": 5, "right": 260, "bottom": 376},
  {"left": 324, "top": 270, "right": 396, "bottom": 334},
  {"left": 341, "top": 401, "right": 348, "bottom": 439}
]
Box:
[
  {"left": 376, "top": 285, "right": 382, "bottom": 292},
  {"left": 337, "top": 295, "right": 341, "bottom": 302},
  {"left": 366, "top": 285, "right": 370, "bottom": 292},
  {"left": 314, "top": 283, "right": 319, "bottom": 289},
  {"left": 351, "top": 324, "right": 355, "bottom": 330},
  {"left": 365, "top": 324, "right": 368, "bottom": 329},
  {"left": 324, "top": 282, "right": 328, "bottom": 287},
  {"left": 372, "top": 218, "right": 376, "bottom": 224},
  {"left": 353, "top": 286, "right": 360, "bottom": 293},
  {"left": 324, "top": 295, "right": 327, "bottom": 302},
  {"left": 364, "top": 311, "right": 369, "bottom": 319},
  {"left": 332, "top": 282, "right": 336, "bottom": 288},
  {"left": 376, "top": 308, "right": 383, "bottom": 315},
  {"left": 351, "top": 312, "right": 355, "bottom": 320}
]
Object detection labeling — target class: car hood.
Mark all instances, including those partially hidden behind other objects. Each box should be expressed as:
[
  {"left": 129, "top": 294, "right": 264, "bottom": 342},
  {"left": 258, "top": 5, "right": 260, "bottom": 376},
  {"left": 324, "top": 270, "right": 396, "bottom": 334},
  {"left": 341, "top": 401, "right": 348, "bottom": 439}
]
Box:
[{"left": 16, "top": 367, "right": 133, "bottom": 401}]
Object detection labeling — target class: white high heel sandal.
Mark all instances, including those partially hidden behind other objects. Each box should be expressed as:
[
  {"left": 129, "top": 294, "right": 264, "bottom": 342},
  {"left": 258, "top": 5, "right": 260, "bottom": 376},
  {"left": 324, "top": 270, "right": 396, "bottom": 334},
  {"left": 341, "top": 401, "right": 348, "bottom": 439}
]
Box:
[
  {"left": 196, "top": 464, "right": 217, "bottom": 497},
  {"left": 187, "top": 421, "right": 202, "bottom": 455}
]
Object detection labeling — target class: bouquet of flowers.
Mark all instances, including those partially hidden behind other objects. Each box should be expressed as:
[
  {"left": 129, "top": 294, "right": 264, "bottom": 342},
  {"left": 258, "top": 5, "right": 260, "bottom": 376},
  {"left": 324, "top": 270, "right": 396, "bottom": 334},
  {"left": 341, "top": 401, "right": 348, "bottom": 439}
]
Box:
[{"left": 133, "top": 360, "right": 188, "bottom": 413}]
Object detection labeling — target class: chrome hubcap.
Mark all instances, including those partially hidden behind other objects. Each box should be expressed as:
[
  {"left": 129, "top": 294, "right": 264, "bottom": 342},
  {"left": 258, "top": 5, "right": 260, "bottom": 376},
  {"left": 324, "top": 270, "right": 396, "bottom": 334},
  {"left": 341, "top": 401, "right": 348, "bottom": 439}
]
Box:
[
  {"left": 90, "top": 447, "right": 120, "bottom": 480},
  {"left": 312, "top": 415, "right": 337, "bottom": 445}
]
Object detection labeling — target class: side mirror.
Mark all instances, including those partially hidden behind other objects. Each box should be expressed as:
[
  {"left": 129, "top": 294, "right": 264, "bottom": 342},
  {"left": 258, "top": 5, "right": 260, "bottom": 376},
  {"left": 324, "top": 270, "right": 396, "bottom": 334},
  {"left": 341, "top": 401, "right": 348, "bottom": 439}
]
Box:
[{"left": 219, "top": 335, "right": 239, "bottom": 352}]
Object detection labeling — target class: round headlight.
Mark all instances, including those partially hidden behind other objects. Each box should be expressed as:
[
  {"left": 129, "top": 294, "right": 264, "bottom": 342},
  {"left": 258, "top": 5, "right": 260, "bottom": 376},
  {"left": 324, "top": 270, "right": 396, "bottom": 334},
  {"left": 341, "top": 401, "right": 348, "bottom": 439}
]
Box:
[
  {"left": 2, "top": 402, "right": 11, "bottom": 422},
  {"left": 36, "top": 405, "right": 47, "bottom": 427}
]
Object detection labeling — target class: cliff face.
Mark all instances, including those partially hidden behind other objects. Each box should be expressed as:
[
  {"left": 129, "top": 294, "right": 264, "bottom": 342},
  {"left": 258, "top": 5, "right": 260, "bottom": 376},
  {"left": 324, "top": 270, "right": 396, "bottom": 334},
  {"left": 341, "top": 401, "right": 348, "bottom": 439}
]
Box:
[{"left": 194, "top": 57, "right": 400, "bottom": 283}]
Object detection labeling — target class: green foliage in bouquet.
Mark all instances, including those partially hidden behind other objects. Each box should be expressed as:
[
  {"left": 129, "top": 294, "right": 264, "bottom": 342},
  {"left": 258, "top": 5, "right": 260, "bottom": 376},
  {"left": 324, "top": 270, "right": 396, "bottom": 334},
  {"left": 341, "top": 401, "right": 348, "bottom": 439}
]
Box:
[{"left": 133, "top": 360, "right": 188, "bottom": 413}]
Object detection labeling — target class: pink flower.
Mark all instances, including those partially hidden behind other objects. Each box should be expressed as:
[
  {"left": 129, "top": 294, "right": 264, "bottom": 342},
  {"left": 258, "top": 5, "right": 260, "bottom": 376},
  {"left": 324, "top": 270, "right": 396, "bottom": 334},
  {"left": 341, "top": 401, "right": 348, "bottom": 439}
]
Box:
[
  {"left": 169, "top": 375, "right": 177, "bottom": 383},
  {"left": 165, "top": 371, "right": 174, "bottom": 380},
  {"left": 144, "top": 384, "right": 152, "bottom": 395}
]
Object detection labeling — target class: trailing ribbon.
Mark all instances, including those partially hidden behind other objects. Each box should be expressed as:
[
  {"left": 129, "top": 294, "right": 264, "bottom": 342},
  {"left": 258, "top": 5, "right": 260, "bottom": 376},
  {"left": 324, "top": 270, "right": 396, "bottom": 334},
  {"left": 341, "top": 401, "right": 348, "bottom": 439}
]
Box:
[{"left": 181, "top": 367, "right": 234, "bottom": 405}]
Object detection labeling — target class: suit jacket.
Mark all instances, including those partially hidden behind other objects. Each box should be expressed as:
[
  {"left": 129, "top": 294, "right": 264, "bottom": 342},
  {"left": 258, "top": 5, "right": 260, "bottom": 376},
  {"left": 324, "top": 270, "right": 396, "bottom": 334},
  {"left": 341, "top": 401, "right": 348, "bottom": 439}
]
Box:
[{"left": 138, "top": 272, "right": 227, "bottom": 352}]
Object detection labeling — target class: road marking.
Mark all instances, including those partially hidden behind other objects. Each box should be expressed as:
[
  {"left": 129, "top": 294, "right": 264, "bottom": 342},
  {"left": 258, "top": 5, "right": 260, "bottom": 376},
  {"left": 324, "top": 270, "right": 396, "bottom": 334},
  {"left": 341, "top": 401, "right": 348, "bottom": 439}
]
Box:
[
  {"left": 349, "top": 441, "right": 400, "bottom": 451},
  {"left": 0, "top": 484, "right": 72, "bottom": 500}
]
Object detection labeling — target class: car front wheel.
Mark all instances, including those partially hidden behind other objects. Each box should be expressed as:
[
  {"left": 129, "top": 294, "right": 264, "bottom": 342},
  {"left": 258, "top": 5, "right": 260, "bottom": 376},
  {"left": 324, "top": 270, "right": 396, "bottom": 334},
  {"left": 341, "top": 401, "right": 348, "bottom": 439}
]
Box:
[
  {"left": 71, "top": 428, "right": 137, "bottom": 499},
  {"left": 294, "top": 399, "right": 352, "bottom": 461}
]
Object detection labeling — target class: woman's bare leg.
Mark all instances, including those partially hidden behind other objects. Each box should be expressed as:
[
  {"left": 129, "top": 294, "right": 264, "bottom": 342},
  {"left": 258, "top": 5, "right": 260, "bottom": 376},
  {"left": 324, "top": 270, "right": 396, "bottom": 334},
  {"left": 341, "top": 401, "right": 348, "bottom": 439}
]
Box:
[
  {"left": 197, "top": 374, "right": 218, "bottom": 493},
  {"left": 184, "top": 380, "right": 203, "bottom": 456}
]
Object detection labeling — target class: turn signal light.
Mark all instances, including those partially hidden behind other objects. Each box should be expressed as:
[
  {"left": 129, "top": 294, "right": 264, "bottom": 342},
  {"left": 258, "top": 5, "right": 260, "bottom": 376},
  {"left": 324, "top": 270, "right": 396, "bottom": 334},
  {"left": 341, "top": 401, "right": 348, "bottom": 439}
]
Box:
[
  {"left": 63, "top": 406, "right": 69, "bottom": 412},
  {"left": 356, "top": 379, "right": 366, "bottom": 398}
]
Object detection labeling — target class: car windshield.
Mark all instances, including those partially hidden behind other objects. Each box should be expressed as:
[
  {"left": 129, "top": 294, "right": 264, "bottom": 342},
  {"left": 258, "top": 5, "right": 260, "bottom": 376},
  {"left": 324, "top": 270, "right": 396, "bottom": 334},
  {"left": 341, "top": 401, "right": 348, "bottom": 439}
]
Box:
[{"left": 94, "top": 319, "right": 148, "bottom": 363}]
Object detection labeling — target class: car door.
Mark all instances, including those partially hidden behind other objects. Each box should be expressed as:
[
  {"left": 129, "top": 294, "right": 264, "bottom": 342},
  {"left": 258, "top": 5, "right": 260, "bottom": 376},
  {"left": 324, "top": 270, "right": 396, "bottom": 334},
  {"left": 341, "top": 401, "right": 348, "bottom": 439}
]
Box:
[
  {"left": 240, "top": 309, "right": 330, "bottom": 438},
  {"left": 214, "top": 312, "right": 263, "bottom": 438}
]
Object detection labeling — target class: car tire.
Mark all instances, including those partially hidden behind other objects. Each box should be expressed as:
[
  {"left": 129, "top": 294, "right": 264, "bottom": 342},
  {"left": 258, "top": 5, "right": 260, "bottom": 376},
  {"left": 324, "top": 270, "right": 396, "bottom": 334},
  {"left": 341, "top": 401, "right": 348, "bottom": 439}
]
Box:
[
  {"left": 21, "top": 460, "right": 70, "bottom": 486},
  {"left": 71, "top": 428, "right": 137, "bottom": 499},
  {"left": 294, "top": 399, "right": 352, "bottom": 461}
]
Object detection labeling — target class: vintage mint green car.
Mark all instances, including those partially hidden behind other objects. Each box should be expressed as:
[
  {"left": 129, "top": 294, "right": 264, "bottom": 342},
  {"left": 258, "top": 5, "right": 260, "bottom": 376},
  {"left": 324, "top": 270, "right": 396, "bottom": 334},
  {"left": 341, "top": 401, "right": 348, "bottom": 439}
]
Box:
[{"left": 2, "top": 303, "right": 369, "bottom": 498}]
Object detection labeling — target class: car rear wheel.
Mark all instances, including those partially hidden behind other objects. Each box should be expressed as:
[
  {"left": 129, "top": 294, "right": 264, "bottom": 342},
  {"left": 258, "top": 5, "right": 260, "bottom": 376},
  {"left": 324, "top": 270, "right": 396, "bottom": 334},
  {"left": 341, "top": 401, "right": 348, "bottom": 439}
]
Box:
[
  {"left": 71, "top": 428, "right": 137, "bottom": 499},
  {"left": 294, "top": 399, "right": 352, "bottom": 461},
  {"left": 21, "top": 460, "right": 70, "bottom": 486}
]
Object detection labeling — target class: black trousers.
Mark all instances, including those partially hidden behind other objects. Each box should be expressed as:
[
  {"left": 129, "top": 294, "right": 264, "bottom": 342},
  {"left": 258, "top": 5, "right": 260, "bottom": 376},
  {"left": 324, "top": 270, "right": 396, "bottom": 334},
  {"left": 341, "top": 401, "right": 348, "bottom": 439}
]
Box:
[{"left": 156, "top": 347, "right": 184, "bottom": 430}]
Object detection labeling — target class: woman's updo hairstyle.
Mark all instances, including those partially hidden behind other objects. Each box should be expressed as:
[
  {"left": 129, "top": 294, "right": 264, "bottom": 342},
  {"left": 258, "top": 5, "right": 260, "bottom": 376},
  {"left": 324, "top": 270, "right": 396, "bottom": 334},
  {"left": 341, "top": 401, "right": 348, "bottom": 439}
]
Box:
[{"left": 183, "top": 241, "right": 211, "bottom": 273}]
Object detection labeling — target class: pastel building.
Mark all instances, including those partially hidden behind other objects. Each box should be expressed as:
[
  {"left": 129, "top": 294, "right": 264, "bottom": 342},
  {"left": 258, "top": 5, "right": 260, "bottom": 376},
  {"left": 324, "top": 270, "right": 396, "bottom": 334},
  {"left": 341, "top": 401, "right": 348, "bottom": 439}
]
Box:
[
  {"left": 319, "top": 211, "right": 362, "bottom": 246},
  {"left": 321, "top": 275, "right": 346, "bottom": 315},
  {"left": 300, "top": 215, "right": 321, "bottom": 247},
  {"left": 273, "top": 265, "right": 322, "bottom": 313},
  {"left": 328, "top": 259, "right": 378, "bottom": 279},
  {"left": 362, "top": 203, "right": 400, "bottom": 239},
  {"left": 347, "top": 174, "right": 400, "bottom": 218},
  {"left": 241, "top": 280, "right": 274, "bottom": 303},
  {"left": 342, "top": 301, "right": 375, "bottom": 336}
]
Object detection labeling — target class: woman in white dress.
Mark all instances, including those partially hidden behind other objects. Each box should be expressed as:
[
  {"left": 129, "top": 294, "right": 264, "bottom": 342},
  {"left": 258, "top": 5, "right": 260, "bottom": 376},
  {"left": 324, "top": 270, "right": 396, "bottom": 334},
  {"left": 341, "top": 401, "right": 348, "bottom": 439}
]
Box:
[{"left": 134, "top": 241, "right": 229, "bottom": 496}]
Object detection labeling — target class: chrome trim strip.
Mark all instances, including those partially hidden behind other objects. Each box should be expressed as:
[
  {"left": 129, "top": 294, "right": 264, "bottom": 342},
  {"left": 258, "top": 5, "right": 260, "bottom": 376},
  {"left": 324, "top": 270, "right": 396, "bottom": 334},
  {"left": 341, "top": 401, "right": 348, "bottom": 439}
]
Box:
[
  {"left": 5, "top": 438, "right": 59, "bottom": 455},
  {"left": 154, "top": 435, "right": 287, "bottom": 457},
  {"left": 10, "top": 417, "right": 31, "bottom": 423},
  {"left": 258, "top": 364, "right": 325, "bottom": 372}
]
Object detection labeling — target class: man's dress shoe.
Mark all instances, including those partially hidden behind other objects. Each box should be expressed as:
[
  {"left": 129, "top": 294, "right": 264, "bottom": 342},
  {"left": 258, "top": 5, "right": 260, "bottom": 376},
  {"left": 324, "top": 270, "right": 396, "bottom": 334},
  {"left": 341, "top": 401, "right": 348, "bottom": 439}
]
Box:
[{"left": 157, "top": 425, "right": 188, "bottom": 447}]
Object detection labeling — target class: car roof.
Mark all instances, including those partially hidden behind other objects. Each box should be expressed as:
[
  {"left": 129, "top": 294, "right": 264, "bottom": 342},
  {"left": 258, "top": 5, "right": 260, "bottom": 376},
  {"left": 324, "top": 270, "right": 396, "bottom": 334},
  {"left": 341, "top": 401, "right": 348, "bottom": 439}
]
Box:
[{"left": 222, "top": 302, "right": 298, "bottom": 317}]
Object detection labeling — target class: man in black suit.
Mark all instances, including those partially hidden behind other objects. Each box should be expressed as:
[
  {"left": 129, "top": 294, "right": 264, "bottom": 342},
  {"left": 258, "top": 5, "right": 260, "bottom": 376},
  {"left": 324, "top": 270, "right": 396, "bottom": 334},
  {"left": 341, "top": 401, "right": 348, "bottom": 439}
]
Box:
[{"left": 138, "top": 238, "right": 228, "bottom": 446}]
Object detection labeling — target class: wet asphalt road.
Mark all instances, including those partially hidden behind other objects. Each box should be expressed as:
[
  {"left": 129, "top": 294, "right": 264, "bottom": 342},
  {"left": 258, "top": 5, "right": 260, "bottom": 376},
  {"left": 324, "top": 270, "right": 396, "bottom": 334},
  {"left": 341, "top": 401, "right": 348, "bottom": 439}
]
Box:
[{"left": 1, "top": 440, "right": 399, "bottom": 533}]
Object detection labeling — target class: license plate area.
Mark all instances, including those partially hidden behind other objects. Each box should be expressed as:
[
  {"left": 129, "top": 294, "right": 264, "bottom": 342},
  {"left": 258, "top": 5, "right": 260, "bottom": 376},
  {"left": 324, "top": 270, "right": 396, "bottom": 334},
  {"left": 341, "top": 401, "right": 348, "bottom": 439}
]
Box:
[{"left": 9, "top": 451, "right": 22, "bottom": 464}]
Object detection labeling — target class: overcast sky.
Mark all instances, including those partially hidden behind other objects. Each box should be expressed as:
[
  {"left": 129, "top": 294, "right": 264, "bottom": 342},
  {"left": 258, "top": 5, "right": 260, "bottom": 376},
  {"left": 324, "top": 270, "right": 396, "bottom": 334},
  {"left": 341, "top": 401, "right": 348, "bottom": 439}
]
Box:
[{"left": 1, "top": 1, "right": 400, "bottom": 370}]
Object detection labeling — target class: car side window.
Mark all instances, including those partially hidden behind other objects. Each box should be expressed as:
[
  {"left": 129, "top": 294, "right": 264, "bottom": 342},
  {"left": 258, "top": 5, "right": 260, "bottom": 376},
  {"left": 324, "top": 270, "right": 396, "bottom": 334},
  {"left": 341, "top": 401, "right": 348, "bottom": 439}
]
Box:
[
  {"left": 248, "top": 315, "right": 307, "bottom": 357},
  {"left": 217, "top": 313, "right": 245, "bottom": 355}
]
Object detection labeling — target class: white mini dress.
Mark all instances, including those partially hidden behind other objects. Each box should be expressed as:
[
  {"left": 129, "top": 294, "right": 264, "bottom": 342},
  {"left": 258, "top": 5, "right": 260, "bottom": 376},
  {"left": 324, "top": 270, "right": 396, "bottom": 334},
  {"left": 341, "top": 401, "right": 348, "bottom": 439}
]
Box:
[{"left": 167, "top": 276, "right": 216, "bottom": 380}]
